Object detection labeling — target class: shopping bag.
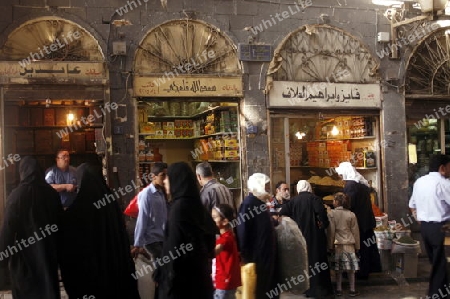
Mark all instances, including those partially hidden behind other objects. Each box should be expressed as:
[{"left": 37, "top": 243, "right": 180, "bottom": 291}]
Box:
[
  {"left": 240, "top": 263, "right": 257, "bottom": 299},
  {"left": 124, "top": 196, "right": 139, "bottom": 218},
  {"left": 275, "top": 216, "right": 309, "bottom": 293},
  {"left": 134, "top": 254, "right": 156, "bottom": 299}
]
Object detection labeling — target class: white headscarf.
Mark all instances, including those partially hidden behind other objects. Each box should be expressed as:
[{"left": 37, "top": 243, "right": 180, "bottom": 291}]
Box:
[
  {"left": 297, "top": 180, "right": 312, "bottom": 193},
  {"left": 335, "top": 162, "right": 369, "bottom": 187},
  {"left": 248, "top": 173, "right": 270, "bottom": 198}
]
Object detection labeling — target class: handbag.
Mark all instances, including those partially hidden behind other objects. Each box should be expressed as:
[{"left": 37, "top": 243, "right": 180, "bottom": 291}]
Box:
[{"left": 124, "top": 195, "right": 139, "bottom": 218}]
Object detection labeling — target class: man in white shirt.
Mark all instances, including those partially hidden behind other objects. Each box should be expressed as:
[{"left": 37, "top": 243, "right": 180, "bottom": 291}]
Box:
[{"left": 409, "top": 154, "right": 450, "bottom": 298}]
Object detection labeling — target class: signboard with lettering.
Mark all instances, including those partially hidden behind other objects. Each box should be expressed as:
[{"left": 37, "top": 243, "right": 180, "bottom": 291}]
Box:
[
  {"left": 0, "top": 61, "right": 106, "bottom": 80},
  {"left": 134, "top": 77, "right": 243, "bottom": 97},
  {"left": 269, "top": 81, "right": 381, "bottom": 108},
  {"left": 238, "top": 44, "right": 273, "bottom": 62}
]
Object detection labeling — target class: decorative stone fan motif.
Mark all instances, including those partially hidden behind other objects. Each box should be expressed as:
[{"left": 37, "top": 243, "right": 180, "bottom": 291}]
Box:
[
  {"left": 406, "top": 28, "right": 450, "bottom": 95},
  {"left": 0, "top": 17, "right": 104, "bottom": 61},
  {"left": 134, "top": 19, "right": 241, "bottom": 75},
  {"left": 266, "top": 24, "right": 378, "bottom": 86}
]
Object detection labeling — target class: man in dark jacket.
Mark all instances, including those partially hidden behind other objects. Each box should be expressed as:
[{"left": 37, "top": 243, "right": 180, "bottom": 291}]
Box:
[{"left": 196, "top": 162, "right": 236, "bottom": 214}]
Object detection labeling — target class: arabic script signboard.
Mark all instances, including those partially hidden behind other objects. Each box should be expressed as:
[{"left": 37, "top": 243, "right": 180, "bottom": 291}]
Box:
[
  {"left": 0, "top": 62, "right": 106, "bottom": 79},
  {"left": 134, "top": 76, "right": 243, "bottom": 97},
  {"left": 269, "top": 81, "right": 381, "bottom": 108}
]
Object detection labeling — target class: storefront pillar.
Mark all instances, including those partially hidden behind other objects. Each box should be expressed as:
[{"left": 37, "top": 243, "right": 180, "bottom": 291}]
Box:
[{"left": 380, "top": 89, "right": 409, "bottom": 221}]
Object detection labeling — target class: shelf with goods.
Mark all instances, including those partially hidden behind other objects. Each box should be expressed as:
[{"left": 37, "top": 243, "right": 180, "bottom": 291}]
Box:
[
  {"left": 137, "top": 101, "right": 241, "bottom": 190},
  {"left": 4, "top": 103, "right": 105, "bottom": 195},
  {"left": 270, "top": 115, "right": 380, "bottom": 200},
  {"left": 406, "top": 118, "right": 442, "bottom": 182}
]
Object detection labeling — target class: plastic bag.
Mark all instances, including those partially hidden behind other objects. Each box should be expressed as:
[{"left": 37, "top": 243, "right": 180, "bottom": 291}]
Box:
[
  {"left": 275, "top": 216, "right": 309, "bottom": 293},
  {"left": 135, "top": 254, "right": 156, "bottom": 299},
  {"left": 124, "top": 196, "right": 139, "bottom": 218}
]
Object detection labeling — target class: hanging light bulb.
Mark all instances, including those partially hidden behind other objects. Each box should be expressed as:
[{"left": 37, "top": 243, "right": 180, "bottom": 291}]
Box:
[
  {"left": 331, "top": 125, "right": 339, "bottom": 136},
  {"left": 295, "top": 131, "right": 306, "bottom": 139},
  {"left": 67, "top": 113, "right": 74, "bottom": 125}
]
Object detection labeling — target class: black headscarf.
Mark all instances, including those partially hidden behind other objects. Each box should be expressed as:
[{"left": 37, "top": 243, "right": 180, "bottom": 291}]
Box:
[
  {"left": 157, "top": 162, "right": 216, "bottom": 299},
  {"left": 59, "top": 162, "right": 139, "bottom": 299},
  {"left": 0, "top": 156, "right": 63, "bottom": 299}
]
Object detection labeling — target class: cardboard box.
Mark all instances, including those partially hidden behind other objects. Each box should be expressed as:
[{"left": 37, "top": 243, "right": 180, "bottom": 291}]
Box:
[
  {"left": 174, "top": 120, "right": 183, "bottom": 129},
  {"left": 163, "top": 122, "right": 174, "bottom": 130},
  {"left": 16, "top": 130, "right": 34, "bottom": 152},
  {"left": 225, "top": 138, "right": 239, "bottom": 149},
  {"left": 19, "top": 107, "right": 30, "bottom": 126},
  {"left": 71, "top": 132, "right": 86, "bottom": 153},
  {"left": 225, "top": 150, "right": 239, "bottom": 160},
  {"left": 155, "top": 130, "right": 164, "bottom": 138},
  {"left": 55, "top": 108, "right": 67, "bottom": 126},
  {"left": 35, "top": 130, "right": 53, "bottom": 153},
  {"left": 140, "top": 123, "right": 155, "bottom": 134},
  {"left": 43, "top": 109, "right": 55, "bottom": 126}
]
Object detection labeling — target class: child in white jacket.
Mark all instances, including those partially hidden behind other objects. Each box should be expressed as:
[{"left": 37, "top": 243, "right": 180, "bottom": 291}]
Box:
[{"left": 327, "top": 192, "right": 360, "bottom": 297}]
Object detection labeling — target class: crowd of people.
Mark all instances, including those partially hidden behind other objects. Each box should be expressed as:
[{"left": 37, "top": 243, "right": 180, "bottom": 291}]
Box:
[{"left": 0, "top": 150, "right": 386, "bottom": 299}]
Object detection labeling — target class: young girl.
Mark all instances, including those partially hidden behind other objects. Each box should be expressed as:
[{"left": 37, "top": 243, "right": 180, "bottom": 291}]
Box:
[
  {"left": 211, "top": 204, "right": 241, "bottom": 299},
  {"left": 327, "top": 192, "right": 360, "bottom": 297}
]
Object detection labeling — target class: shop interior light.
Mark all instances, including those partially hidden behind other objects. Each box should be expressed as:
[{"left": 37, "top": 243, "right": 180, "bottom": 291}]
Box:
[
  {"left": 67, "top": 113, "right": 74, "bottom": 126},
  {"left": 295, "top": 131, "right": 306, "bottom": 139},
  {"left": 331, "top": 125, "right": 339, "bottom": 136}
]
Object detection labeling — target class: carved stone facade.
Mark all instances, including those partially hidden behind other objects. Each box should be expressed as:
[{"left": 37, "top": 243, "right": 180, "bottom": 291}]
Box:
[{"left": 1, "top": 0, "right": 448, "bottom": 234}]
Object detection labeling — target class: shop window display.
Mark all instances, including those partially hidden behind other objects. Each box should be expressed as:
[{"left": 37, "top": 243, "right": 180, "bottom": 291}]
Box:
[
  {"left": 270, "top": 115, "right": 380, "bottom": 205},
  {"left": 137, "top": 100, "right": 241, "bottom": 198}
]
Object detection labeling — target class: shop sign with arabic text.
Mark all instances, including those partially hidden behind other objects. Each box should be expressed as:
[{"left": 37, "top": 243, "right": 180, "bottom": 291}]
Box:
[
  {"left": 134, "top": 77, "right": 243, "bottom": 97},
  {"left": 0, "top": 62, "right": 106, "bottom": 80},
  {"left": 269, "top": 81, "right": 381, "bottom": 108}
]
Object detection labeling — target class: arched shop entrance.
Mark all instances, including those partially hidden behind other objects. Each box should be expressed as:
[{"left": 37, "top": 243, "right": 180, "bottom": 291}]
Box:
[
  {"left": 0, "top": 17, "right": 110, "bottom": 221},
  {"left": 133, "top": 19, "right": 244, "bottom": 205},
  {"left": 265, "top": 24, "right": 383, "bottom": 209},
  {"left": 405, "top": 26, "right": 450, "bottom": 190}
]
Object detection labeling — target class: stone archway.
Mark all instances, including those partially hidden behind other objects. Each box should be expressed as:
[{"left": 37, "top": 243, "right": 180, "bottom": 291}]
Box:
[
  {"left": 134, "top": 19, "right": 241, "bottom": 76},
  {"left": 406, "top": 28, "right": 450, "bottom": 95},
  {"left": 0, "top": 16, "right": 104, "bottom": 62},
  {"left": 266, "top": 24, "right": 379, "bottom": 90}
]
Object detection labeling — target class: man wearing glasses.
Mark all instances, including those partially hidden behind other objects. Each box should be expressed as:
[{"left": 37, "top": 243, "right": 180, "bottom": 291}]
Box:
[{"left": 45, "top": 149, "right": 77, "bottom": 208}]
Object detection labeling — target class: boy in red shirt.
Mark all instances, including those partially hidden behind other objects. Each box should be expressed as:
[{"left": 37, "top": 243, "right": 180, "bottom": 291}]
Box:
[{"left": 211, "top": 204, "right": 241, "bottom": 299}]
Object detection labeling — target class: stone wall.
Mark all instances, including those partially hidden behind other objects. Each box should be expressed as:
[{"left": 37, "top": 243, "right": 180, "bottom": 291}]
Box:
[{"left": 0, "top": 0, "right": 412, "bottom": 220}]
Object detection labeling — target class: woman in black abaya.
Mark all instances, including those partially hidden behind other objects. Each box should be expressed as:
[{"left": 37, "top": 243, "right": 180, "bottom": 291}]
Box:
[
  {"left": 236, "top": 173, "right": 279, "bottom": 299},
  {"left": 0, "top": 156, "right": 63, "bottom": 299},
  {"left": 280, "top": 180, "right": 334, "bottom": 298},
  {"left": 155, "top": 162, "right": 216, "bottom": 299},
  {"left": 58, "top": 163, "right": 140, "bottom": 299},
  {"left": 335, "top": 162, "right": 381, "bottom": 279}
]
